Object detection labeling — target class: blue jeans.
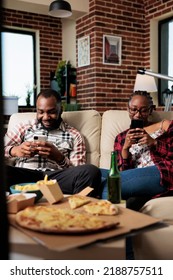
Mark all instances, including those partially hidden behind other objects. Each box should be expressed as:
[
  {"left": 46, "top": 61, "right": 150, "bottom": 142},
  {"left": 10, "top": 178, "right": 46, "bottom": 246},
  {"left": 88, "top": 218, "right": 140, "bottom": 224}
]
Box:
[{"left": 101, "top": 165, "right": 167, "bottom": 200}]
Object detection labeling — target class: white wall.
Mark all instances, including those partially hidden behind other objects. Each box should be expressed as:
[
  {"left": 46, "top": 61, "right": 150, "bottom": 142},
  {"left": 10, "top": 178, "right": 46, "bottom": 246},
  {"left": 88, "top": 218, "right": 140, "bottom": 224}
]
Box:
[
  {"left": 3, "top": 0, "right": 89, "bottom": 18},
  {"left": 62, "top": 19, "right": 76, "bottom": 67}
]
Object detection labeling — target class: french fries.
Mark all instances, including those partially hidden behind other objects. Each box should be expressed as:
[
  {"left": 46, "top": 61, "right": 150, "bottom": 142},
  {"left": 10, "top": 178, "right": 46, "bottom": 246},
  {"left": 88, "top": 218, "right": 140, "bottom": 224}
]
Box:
[
  {"left": 14, "top": 176, "right": 56, "bottom": 192},
  {"left": 37, "top": 175, "right": 56, "bottom": 186},
  {"left": 14, "top": 184, "right": 39, "bottom": 191}
]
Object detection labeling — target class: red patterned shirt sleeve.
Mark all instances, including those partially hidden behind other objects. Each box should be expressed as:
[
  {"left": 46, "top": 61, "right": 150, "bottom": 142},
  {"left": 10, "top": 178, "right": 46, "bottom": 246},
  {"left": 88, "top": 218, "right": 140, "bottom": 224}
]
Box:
[
  {"left": 4, "top": 120, "right": 35, "bottom": 157},
  {"left": 150, "top": 120, "right": 173, "bottom": 190},
  {"left": 114, "top": 129, "right": 134, "bottom": 171},
  {"left": 67, "top": 126, "right": 86, "bottom": 166}
]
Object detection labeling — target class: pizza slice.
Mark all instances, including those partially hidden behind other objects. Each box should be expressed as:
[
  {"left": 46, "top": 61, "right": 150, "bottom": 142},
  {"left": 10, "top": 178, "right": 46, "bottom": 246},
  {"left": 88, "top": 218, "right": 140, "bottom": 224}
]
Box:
[
  {"left": 83, "top": 200, "right": 119, "bottom": 215},
  {"left": 68, "top": 195, "right": 91, "bottom": 209}
]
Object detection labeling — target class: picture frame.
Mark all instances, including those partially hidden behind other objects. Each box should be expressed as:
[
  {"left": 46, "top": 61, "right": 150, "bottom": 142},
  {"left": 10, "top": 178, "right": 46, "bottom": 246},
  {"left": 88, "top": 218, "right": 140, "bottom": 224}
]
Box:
[
  {"left": 78, "top": 35, "right": 90, "bottom": 67},
  {"left": 103, "top": 35, "right": 122, "bottom": 65}
]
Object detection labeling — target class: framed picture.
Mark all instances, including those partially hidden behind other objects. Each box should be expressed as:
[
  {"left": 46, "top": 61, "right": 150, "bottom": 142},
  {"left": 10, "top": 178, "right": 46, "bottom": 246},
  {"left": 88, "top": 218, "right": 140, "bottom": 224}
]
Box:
[
  {"left": 78, "top": 35, "right": 90, "bottom": 67},
  {"left": 103, "top": 35, "right": 122, "bottom": 65}
]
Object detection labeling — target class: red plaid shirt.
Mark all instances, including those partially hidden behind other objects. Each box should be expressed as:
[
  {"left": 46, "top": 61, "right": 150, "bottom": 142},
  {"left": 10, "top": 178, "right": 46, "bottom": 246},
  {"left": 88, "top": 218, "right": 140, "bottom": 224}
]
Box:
[{"left": 114, "top": 120, "right": 173, "bottom": 193}]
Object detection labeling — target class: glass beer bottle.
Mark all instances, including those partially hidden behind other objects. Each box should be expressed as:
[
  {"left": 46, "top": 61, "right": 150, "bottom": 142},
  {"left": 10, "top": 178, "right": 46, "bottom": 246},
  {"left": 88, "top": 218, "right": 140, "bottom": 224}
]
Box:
[{"left": 108, "top": 151, "right": 121, "bottom": 203}]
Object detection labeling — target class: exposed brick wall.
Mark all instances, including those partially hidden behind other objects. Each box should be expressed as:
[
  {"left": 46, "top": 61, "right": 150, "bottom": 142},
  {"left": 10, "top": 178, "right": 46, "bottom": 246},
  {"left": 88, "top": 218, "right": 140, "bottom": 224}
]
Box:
[
  {"left": 2, "top": 8, "right": 62, "bottom": 90},
  {"left": 76, "top": 0, "right": 173, "bottom": 113},
  {"left": 2, "top": 1, "right": 173, "bottom": 113}
]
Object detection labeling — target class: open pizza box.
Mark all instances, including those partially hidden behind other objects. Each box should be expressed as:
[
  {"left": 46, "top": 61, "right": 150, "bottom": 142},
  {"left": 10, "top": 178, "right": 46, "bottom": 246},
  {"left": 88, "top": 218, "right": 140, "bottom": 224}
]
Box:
[
  {"left": 8, "top": 193, "right": 164, "bottom": 252},
  {"left": 7, "top": 193, "right": 36, "bottom": 214},
  {"left": 38, "top": 179, "right": 93, "bottom": 204}
]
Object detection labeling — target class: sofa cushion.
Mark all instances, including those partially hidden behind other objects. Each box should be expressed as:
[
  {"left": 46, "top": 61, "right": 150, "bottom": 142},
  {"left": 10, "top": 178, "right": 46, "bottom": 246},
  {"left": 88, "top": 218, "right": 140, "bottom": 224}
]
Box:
[
  {"left": 100, "top": 110, "right": 130, "bottom": 169},
  {"left": 62, "top": 110, "right": 101, "bottom": 166},
  {"left": 133, "top": 225, "right": 173, "bottom": 259},
  {"left": 134, "top": 196, "right": 173, "bottom": 260},
  {"left": 140, "top": 197, "right": 173, "bottom": 223},
  {"left": 7, "top": 110, "right": 101, "bottom": 167}
]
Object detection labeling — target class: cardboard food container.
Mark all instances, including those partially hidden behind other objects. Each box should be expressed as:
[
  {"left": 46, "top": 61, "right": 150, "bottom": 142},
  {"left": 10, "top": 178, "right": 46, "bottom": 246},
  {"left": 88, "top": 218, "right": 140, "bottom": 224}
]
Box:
[
  {"left": 37, "top": 179, "right": 64, "bottom": 204},
  {"left": 7, "top": 193, "right": 36, "bottom": 214}
]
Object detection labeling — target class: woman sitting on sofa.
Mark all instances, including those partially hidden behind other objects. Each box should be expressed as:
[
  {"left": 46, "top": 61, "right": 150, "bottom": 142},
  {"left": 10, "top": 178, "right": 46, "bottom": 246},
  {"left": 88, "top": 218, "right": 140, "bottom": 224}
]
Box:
[{"left": 101, "top": 91, "right": 173, "bottom": 206}]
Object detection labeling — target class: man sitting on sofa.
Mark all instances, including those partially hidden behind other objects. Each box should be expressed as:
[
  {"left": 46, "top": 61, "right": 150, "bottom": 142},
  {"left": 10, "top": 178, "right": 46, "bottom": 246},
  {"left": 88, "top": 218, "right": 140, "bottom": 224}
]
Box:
[{"left": 4, "top": 88, "right": 101, "bottom": 197}]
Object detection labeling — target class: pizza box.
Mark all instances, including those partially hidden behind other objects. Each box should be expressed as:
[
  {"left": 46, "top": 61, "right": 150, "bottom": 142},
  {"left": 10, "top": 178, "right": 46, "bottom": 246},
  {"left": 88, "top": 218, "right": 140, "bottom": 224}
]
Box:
[
  {"left": 7, "top": 193, "right": 36, "bottom": 214},
  {"left": 77, "top": 186, "right": 94, "bottom": 196},
  {"left": 38, "top": 182, "right": 93, "bottom": 205},
  {"left": 8, "top": 197, "right": 164, "bottom": 253},
  {"left": 38, "top": 179, "right": 64, "bottom": 204}
]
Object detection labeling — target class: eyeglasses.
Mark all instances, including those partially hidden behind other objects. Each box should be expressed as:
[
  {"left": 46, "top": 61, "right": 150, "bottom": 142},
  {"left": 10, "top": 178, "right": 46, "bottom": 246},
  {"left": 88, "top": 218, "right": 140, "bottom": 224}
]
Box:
[{"left": 128, "top": 107, "right": 151, "bottom": 115}]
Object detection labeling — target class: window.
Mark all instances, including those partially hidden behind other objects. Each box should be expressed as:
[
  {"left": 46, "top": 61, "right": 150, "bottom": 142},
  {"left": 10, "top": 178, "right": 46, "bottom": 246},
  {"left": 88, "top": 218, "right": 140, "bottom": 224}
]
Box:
[
  {"left": 1, "top": 28, "right": 37, "bottom": 107},
  {"left": 158, "top": 17, "right": 173, "bottom": 105}
]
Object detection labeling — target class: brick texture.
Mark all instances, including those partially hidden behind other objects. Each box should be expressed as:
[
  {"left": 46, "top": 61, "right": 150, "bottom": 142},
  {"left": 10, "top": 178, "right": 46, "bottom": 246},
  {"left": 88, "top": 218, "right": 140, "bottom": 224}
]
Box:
[
  {"left": 77, "top": 0, "right": 173, "bottom": 113},
  {"left": 2, "top": 0, "right": 173, "bottom": 113},
  {"left": 2, "top": 8, "right": 62, "bottom": 90}
]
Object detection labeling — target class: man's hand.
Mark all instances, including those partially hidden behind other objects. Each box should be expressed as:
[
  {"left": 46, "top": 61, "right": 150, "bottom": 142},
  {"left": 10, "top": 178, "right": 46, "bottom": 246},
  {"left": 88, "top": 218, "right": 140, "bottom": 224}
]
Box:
[
  {"left": 10, "top": 141, "right": 36, "bottom": 158},
  {"left": 33, "top": 141, "right": 64, "bottom": 163},
  {"left": 10, "top": 141, "right": 65, "bottom": 163}
]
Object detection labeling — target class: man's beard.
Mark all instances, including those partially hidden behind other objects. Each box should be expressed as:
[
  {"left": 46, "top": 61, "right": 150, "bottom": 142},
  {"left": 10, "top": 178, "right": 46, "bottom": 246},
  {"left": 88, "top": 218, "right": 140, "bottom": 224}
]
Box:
[{"left": 37, "top": 117, "right": 62, "bottom": 131}]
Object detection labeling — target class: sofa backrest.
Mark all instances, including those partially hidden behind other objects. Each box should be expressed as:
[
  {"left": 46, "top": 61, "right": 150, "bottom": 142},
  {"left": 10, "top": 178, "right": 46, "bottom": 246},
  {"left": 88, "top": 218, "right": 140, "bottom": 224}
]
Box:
[
  {"left": 7, "top": 109, "right": 173, "bottom": 170},
  {"left": 7, "top": 110, "right": 101, "bottom": 167},
  {"left": 100, "top": 110, "right": 173, "bottom": 169}
]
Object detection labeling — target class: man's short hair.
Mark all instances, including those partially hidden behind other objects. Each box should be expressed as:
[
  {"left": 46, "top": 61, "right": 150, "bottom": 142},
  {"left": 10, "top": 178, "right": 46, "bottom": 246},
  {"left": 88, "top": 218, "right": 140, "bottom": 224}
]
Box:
[{"left": 37, "top": 89, "right": 61, "bottom": 104}]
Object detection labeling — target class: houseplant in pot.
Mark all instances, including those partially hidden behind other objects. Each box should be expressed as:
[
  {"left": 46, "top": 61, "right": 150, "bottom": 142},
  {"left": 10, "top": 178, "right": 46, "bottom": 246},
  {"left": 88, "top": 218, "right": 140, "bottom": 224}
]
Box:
[
  {"left": 55, "top": 60, "right": 71, "bottom": 96},
  {"left": 3, "top": 95, "right": 18, "bottom": 115}
]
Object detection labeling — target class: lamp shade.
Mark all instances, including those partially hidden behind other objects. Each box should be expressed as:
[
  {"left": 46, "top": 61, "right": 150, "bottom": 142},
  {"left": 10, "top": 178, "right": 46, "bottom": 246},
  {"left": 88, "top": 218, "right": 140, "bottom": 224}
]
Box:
[
  {"left": 49, "top": 0, "right": 72, "bottom": 18},
  {"left": 134, "top": 74, "right": 157, "bottom": 92}
]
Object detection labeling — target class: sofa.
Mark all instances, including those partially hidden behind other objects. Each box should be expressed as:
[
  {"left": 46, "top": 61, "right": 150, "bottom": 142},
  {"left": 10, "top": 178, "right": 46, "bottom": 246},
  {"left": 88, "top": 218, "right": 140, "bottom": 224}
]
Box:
[{"left": 7, "top": 109, "right": 173, "bottom": 259}]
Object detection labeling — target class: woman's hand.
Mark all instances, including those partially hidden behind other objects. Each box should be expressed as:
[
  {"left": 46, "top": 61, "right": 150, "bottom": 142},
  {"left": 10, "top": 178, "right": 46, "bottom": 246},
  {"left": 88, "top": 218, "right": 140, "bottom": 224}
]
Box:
[
  {"left": 123, "top": 128, "right": 144, "bottom": 149},
  {"left": 122, "top": 128, "right": 146, "bottom": 159},
  {"left": 137, "top": 130, "right": 156, "bottom": 146},
  {"left": 125, "top": 128, "right": 156, "bottom": 146},
  {"left": 121, "top": 129, "right": 139, "bottom": 159}
]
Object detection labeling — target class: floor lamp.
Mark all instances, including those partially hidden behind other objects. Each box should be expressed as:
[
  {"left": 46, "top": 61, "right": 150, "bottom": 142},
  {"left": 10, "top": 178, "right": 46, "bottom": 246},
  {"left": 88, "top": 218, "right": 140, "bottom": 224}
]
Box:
[{"left": 137, "top": 68, "right": 173, "bottom": 111}]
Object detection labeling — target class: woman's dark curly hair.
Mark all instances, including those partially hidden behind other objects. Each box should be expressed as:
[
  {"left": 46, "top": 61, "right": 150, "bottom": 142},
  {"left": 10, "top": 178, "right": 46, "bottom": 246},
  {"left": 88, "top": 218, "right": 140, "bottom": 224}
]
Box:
[{"left": 128, "top": 91, "right": 156, "bottom": 111}]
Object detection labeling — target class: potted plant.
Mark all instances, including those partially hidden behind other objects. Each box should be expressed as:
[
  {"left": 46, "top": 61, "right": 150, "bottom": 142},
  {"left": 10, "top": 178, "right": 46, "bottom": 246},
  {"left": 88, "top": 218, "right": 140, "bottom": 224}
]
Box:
[
  {"left": 3, "top": 95, "right": 19, "bottom": 115},
  {"left": 25, "top": 84, "right": 37, "bottom": 107},
  {"left": 55, "top": 60, "right": 71, "bottom": 96}
]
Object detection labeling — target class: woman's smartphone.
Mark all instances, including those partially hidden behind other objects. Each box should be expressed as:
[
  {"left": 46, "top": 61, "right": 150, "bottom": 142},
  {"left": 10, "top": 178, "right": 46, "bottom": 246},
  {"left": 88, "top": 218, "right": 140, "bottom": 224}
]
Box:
[
  {"left": 33, "top": 135, "right": 47, "bottom": 141},
  {"left": 130, "top": 119, "right": 144, "bottom": 129}
]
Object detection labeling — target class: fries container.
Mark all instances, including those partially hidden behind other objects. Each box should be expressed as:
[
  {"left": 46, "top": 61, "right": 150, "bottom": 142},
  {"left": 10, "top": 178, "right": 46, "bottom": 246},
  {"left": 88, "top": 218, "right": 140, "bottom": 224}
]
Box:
[{"left": 38, "top": 179, "right": 63, "bottom": 204}]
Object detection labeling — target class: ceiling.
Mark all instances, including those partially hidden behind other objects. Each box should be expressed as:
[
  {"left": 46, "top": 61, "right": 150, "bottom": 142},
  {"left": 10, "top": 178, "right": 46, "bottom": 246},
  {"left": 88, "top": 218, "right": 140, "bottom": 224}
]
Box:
[{"left": 2, "top": 0, "right": 89, "bottom": 19}]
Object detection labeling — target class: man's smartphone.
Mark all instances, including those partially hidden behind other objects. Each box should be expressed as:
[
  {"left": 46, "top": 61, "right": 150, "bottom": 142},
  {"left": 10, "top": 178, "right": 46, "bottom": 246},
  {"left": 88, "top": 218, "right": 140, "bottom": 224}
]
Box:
[
  {"left": 130, "top": 119, "right": 144, "bottom": 129},
  {"left": 33, "top": 134, "right": 47, "bottom": 141}
]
